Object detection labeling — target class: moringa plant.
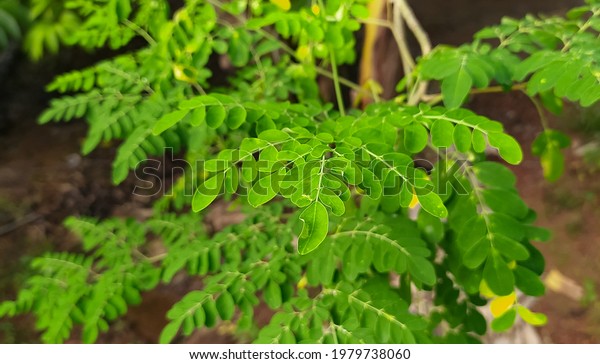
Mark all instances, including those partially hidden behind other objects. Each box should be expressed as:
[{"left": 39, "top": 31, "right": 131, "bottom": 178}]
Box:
[{"left": 1, "top": 0, "right": 599, "bottom": 344}]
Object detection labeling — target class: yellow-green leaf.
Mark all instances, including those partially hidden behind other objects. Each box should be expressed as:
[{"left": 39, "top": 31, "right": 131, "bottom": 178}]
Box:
[
  {"left": 270, "top": 0, "right": 291, "bottom": 11},
  {"left": 517, "top": 306, "right": 547, "bottom": 326}
]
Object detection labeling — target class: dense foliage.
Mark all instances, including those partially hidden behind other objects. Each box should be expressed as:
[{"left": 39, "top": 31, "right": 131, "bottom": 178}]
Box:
[{"left": 1, "top": 0, "right": 599, "bottom": 344}]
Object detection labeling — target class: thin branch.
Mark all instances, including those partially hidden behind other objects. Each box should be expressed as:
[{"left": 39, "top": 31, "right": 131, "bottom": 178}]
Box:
[
  {"left": 329, "top": 48, "right": 346, "bottom": 115},
  {"left": 192, "top": 82, "right": 207, "bottom": 95},
  {"left": 423, "top": 83, "right": 527, "bottom": 105},
  {"left": 562, "top": 9, "right": 600, "bottom": 52},
  {"left": 314, "top": 67, "right": 363, "bottom": 94},
  {"left": 397, "top": 0, "right": 431, "bottom": 56},
  {"left": 397, "top": 0, "right": 432, "bottom": 105},
  {"left": 122, "top": 19, "right": 157, "bottom": 46},
  {"left": 526, "top": 92, "right": 551, "bottom": 130},
  {"left": 0, "top": 213, "right": 41, "bottom": 236},
  {"left": 360, "top": 1, "right": 431, "bottom": 105},
  {"left": 392, "top": 0, "right": 415, "bottom": 86}
]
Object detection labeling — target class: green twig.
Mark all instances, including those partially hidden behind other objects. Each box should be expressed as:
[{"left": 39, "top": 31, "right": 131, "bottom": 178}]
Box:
[{"left": 329, "top": 47, "right": 346, "bottom": 116}]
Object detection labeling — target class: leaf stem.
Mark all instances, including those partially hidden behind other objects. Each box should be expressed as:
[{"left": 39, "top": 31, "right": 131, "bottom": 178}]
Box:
[
  {"left": 122, "top": 19, "right": 157, "bottom": 46},
  {"left": 397, "top": 0, "right": 431, "bottom": 56},
  {"left": 526, "top": 93, "right": 550, "bottom": 131},
  {"left": 423, "top": 83, "right": 527, "bottom": 105},
  {"left": 329, "top": 47, "right": 346, "bottom": 116}
]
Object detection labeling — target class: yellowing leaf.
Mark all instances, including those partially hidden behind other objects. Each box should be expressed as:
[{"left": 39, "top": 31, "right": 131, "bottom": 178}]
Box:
[
  {"left": 172, "top": 64, "right": 196, "bottom": 84},
  {"left": 490, "top": 291, "right": 516, "bottom": 318},
  {"left": 517, "top": 306, "right": 547, "bottom": 326},
  {"left": 297, "top": 275, "right": 308, "bottom": 290},
  {"left": 479, "top": 279, "right": 495, "bottom": 299},
  {"left": 296, "top": 45, "right": 311, "bottom": 61},
  {"left": 311, "top": 5, "right": 320, "bottom": 15},
  {"left": 409, "top": 191, "right": 419, "bottom": 208},
  {"left": 271, "top": 0, "right": 291, "bottom": 11}
]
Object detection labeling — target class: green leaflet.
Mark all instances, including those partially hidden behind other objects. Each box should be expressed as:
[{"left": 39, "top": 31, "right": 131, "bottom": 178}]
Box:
[
  {"left": 539, "top": 146, "right": 564, "bottom": 182},
  {"left": 264, "top": 280, "right": 283, "bottom": 309},
  {"left": 513, "top": 51, "right": 561, "bottom": 81},
  {"left": 216, "top": 291, "right": 235, "bottom": 320},
  {"left": 298, "top": 201, "right": 329, "bottom": 255},
  {"left": 206, "top": 104, "right": 227, "bottom": 128},
  {"left": 492, "top": 234, "right": 530, "bottom": 261},
  {"left": 472, "top": 162, "right": 516, "bottom": 189},
  {"left": 514, "top": 266, "right": 545, "bottom": 296},
  {"left": 471, "top": 129, "right": 487, "bottom": 153},
  {"left": 203, "top": 300, "right": 219, "bottom": 328},
  {"left": 416, "top": 192, "right": 448, "bottom": 218},
  {"left": 192, "top": 174, "right": 224, "bottom": 212},
  {"left": 407, "top": 255, "right": 436, "bottom": 286},
  {"left": 403, "top": 123, "right": 428, "bottom": 153},
  {"left": 228, "top": 30, "right": 251, "bottom": 67},
  {"left": 487, "top": 132, "right": 523, "bottom": 165},
  {"left": 463, "top": 236, "right": 491, "bottom": 269},
  {"left": 189, "top": 106, "right": 206, "bottom": 126},
  {"left": 159, "top": 320, "right": 181, "bottom": 344},
  {"left": 539, "top": 90, "right": 563, "bottom": 115},
  {"left": 481, "top": 188, "right": 528, "bottom": 219},
  {"left": 152, "top": 109, "right": 189, "bottom": 135},
  {"left": 111, "top": 127, "right": 154, "bottom": 184},
  {"left": 483, "top": 251, "right": 515, "bottom": 296},
  {"left": 420, "top": 49, "right": 463, "bottom": 79},
  {"left": 457, "top": 216, "right": 489, "bottom": 268},
  {"left": 532, "top": 130, "right": 571, "bottom": 182},
  {"left": 417, "top": 210, "right": 444, "bottom": 244},
  {"left": 248, "top": 172, "right": 280, "bottom": 207},
  {"left": 430, "top": 119, "right": 454, "bottom": 148},
  {"left": 319, "top": 189, "right": 346, "bottom": 216},
  {"left": 225, "top": 106, "right": 247, "bottom": 129},
  {"left": 453, "top": 124, "right": 472, "bottom": 153},
  {"left": 491, "top": 307, "right": 517, "bottom": 332},
  {"left": 441, "top": 65, "right": 473, "bottom": 109}
]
